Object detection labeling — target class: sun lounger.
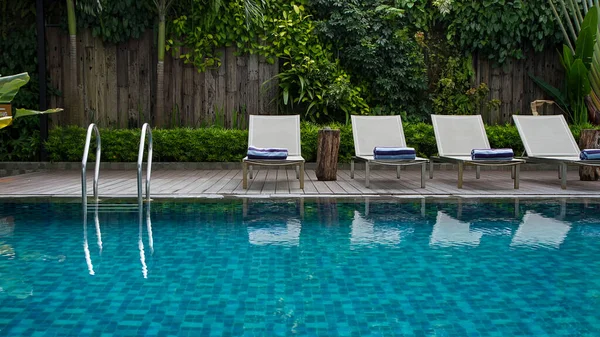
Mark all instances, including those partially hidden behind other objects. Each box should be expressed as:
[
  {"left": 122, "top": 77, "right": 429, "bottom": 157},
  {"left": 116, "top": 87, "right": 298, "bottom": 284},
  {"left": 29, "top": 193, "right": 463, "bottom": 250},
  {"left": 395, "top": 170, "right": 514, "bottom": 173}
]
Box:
[
  {"left": 242, "top": 115, "right": 305, "bottom": 189},
  {"left": 512, "top": 114, "right": 600, "bottom": 189},
  {"left": 350, "top": 115, "right": 429, "bottom": 188},
  {"left": 430, "top": 115, "right": 525, "bottom": 189}
]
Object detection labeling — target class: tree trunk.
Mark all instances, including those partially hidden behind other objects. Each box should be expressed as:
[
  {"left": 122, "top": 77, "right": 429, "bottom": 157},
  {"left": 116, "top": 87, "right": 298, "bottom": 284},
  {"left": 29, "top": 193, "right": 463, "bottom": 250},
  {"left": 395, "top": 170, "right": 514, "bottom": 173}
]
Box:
[
  {"left": 579, "top": 129, "right": 600, "bottom": 180},
  {"left": 315, "top": 128, "right": 340, "bottom": 181}
]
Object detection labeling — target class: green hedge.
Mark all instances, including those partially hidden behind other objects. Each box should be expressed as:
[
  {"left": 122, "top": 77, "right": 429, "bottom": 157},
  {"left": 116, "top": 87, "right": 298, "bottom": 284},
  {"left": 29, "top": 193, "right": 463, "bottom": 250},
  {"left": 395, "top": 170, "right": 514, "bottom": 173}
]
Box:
[{"left": 44, "top": 123, "right": 594, "bottom": 163}]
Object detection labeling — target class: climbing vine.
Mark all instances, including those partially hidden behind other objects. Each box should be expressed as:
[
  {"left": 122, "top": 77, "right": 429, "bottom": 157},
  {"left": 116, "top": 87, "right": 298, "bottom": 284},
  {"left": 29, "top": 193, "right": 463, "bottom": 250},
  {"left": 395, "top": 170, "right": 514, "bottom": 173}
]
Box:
[
  {"left": 443, "top": 0, "right": 562, "bottom": 63},
  {"left": 169, "top": 0, "right": 369, "bottom": 122},
  {"left": 76, "top": 0, "right": 155, "bottom": 44}
]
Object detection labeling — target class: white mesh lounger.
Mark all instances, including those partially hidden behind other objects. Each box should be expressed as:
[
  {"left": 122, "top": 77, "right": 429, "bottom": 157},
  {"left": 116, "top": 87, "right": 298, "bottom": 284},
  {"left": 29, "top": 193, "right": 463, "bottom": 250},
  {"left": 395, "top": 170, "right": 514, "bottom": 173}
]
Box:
[
  {"left": 350, "top": 115, "right": 429, "bottom": 188},
  {"left": 430, "top": 115, "right": 525, "bottom": 189},
  {"left": 242, "top": 115, "right": 305, "bottom": 189},
  {"left": 512, "top": 114, "right": 600, "bottom": 189}
]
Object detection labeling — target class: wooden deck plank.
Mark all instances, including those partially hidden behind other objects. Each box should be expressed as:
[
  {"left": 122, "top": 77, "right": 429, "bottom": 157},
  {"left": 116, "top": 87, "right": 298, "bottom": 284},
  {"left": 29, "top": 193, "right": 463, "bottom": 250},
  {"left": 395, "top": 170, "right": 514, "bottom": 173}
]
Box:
[
  {"left": 2, "top": 168, "right": 600, "bottom": 197},
  {"left": 245, "top": 169, "right": 268, "bottom": 194}
]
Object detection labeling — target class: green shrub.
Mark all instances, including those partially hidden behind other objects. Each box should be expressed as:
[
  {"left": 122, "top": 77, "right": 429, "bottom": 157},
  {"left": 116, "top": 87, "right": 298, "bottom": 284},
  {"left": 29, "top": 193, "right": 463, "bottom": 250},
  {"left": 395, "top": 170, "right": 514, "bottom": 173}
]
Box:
[
  {"left": 38, "top": 121, "right": 600, "bottom": 163},
  {"left": 46, "top": 126, "right": 249, "bottom": 162}
]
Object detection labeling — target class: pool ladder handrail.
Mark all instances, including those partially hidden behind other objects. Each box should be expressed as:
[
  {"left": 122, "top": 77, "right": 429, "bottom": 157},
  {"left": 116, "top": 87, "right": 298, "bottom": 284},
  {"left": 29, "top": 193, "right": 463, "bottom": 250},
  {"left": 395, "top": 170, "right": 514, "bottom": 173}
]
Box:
[
  {"left": 137, "top": 123, "right": 153, "bottom": 204},
  {"left": 82, "top": 123, "right": 101, "bottom": 206}
]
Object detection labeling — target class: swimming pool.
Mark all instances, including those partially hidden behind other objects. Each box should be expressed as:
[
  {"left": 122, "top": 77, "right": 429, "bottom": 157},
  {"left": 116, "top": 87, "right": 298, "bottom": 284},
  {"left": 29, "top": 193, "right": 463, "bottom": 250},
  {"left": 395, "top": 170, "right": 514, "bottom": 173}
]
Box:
[{"left": 0, "top": 199, "right": 599, "bottom": 336}]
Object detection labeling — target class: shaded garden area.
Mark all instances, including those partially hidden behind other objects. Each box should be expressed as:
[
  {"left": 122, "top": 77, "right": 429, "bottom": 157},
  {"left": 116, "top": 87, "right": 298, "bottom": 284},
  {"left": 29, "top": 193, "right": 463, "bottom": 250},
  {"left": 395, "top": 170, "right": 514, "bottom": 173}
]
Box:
[{"left": 1, "top": 0, "right": 598, "bottom": 162}]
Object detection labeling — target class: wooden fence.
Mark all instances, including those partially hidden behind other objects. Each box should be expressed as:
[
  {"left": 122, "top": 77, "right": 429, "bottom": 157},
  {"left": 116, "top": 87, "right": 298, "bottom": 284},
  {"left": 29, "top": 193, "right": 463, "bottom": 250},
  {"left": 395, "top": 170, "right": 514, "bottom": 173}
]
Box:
[
  {"left": 474, "top": 49, "right": 564, "bottom": 124},
  {"left": 46, "top": 27, "right": 563, "bottom": 128},
  {"left": 46, "top": 27, "right": 278, "bottom": 129}
]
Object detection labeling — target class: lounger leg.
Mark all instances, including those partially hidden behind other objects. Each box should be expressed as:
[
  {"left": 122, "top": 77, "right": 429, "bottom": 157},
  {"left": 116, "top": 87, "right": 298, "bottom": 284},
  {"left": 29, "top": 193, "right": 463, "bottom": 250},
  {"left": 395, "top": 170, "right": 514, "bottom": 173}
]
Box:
[
  {"left": 511, "top": 166, "right": 515, "bottom": 179},
  {"left": 514, "top": 165, "right": 520, "bottom": 189},
  {"left": 560, "top": 163, "right": 567, "bottom": 189},
  {"left": 476, "top": 166, "right": 481, "bottom": 179},
  {"left": 249, "top": 165, "right": 253, "bottom": 179},
  {"left": 421, "top": 163, "right": 426, "bottom": 188},
  {"left": 299, "top": 162, "right": 305, "bottom": 189},
  {"left": 365, "top": 162, "right": 370, "bottom": 188},
  {"left": 295, "top": 166, "right": 299, "bottom": 179},
  {"left": 397, "top": 166, "right": 401, "bottom": 179},
  {"left": 429, "top": 160, "right": 434, "bottom": 179},
  {"left": 457, "top": 162, "right": 464, "bottom": 189},
  {"left": 558, "top": 165, "right": 561, "bottom": 179},
  {"left": 242, "top": 162, "right": 248, "bottom": 189},
  {"left": 350, "top": 159, "right": 355, "bottom": 179}
]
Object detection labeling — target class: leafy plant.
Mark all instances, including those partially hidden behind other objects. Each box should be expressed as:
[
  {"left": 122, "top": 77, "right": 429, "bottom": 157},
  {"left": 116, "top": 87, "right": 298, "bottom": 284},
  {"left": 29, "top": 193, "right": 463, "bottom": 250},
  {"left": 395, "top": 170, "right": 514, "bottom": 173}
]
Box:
[
  {"left": 311, "top": 0, "right": 429, "bottom": 119},
  {"left": 547, "top": 0, "right": 600, "bottom": 123},
  {"left": 444, "top": 0, "right": 562, "bottom": 64},
  {"left": 40, "top": 121, "right": 562, "bottom": 163},
  {"left": 531, "top": 5, "right": 598, "bottom": 125}
]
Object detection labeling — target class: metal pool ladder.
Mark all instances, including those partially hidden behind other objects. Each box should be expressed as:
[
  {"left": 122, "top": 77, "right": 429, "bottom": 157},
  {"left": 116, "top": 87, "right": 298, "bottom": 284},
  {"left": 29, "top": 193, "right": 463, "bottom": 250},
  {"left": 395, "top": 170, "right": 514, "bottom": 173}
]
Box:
[
  {"left": 137, "top": 123, "right": 153, "bottom": 205},
  {"left": 82, "top": 124, "right": 101, "bottom": 208},
  {"left": 81, "top": 123, "right": 153, "bottom": 207}
]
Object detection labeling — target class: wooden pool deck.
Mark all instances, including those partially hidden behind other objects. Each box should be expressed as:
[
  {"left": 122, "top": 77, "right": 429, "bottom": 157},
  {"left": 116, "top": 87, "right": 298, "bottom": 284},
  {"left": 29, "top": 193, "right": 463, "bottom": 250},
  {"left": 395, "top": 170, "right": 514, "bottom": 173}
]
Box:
[{"left": 1, "top": 167, "right": 600, "bottom": 199}]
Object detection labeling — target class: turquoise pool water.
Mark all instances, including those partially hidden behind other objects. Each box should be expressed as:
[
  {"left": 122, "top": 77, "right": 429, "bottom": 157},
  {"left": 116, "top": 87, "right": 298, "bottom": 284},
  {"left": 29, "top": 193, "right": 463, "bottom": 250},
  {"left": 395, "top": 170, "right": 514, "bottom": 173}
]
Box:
[{"left": 0, "top": 199, "right": 599, "bottom": 336}]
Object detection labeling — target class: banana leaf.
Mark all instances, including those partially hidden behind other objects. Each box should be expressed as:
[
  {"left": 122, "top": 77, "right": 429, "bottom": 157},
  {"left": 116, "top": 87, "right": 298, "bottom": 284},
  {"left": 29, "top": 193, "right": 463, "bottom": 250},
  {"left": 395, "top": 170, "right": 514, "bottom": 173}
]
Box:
[
  {"left": 0, "top": 73, "right": 30, "bottom": 103},
  {"left": 528, "top": 72, "right": 571, "bottom": 112},
  {"left": 575, "top": 6, "right": 598, "bottom": 68},
  {"left": 568, "top": 59, "right": 592, "bottom": 100},
  {"left": 560, "top": 44, "right": 575, "bottom": 71},
  {"left": 0, "top": 117, "right": 11, "bottom": 129},
  {"left": 14, "top": 108, "right": 63, "bottom": 119}
]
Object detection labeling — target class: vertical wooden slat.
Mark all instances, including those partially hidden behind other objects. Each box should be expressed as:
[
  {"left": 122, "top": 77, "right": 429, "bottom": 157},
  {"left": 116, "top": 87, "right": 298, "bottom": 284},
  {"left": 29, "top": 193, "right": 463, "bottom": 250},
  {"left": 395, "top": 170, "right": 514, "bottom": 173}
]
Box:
[
  {"left": 128, "top": 38, "right": 140, "bottom": 127},
  {"left": 247, "top": 54, "right": 259, "bottom": 115},
  {"left": 237, "top": 54, "right": 248, "bottom": 127},
  {"left": 534, "top": 51, "right": 546, "bottom": 115},
  {"left": 478, "top": 55, "right": 490, "bottom": 122},
  {"left": 149, "top": 32, "right": 157, "bottom": 127},
  {"left": 182, "top": 63, "right": 194, "bottom": 126},
  {"left": 46, "top": 28, "right": 64, "bottom": 127},
  {"left": 226, "top": 47, "right": 237, "bottom": 128},
  {"left": 163, "top": 53, "right": 173, "bottom": 127},
  {"left": 74, "top": 29, "right": 87, "bottom": 126},
  {"left": 523, "top": 51, "right": 534, "bottom": 115},
  {"left": 489, "top": 66, "right": 501, "bottom": 124},
  {"left": 138, "top": 31, "right": 152, "bottom": 124},
  {"left": 512, "top": 57, "right": 524, "bottom": 118},
  {"left": 216, "top": 47, "right": 227, "bottom": 124},
  {"left": 193, "top": 69, "right": 205, "bottom": 127},
  {"left": 94, "top": 35, "right": 107, "bottom": 127},
  {"left": 204, "top": 68, "right": 217, "bottom": 124},
  {"left": 105, "top": 44, "right": 118, "bottom": 127},
  {"left": 500, "top": 59, "right": 513, "bottom": 124},
  {"left": 259, "top": 58, "right": 278, "bottom": 115},
  {"left": 546, "top": 49, "right": 563, "bottom": 115},
  {"left": 83, "top": 31, "right": 96, "bottom": 125},
  {"left": 172, "top": 49, "right": 183, "bottom": 126},
  {"left": 116, "top": 41, "right": 129, "bottom": 128}
]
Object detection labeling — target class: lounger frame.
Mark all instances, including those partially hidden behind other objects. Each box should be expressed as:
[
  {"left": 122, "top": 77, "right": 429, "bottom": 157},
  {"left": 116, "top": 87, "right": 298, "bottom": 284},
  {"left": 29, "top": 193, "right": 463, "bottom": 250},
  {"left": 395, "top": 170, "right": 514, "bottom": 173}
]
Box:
[
  {"left": 513, "top": 114, "right": 600, "bottom": 189},
  {"left": 350, "top": 115, "right": 429, "bottom": 188},
  {"left": 430, "top": 115, "right": 524, "bottom": 189},
  {"left": 242, "top": 115, "right": 305, "bottom": 189}
]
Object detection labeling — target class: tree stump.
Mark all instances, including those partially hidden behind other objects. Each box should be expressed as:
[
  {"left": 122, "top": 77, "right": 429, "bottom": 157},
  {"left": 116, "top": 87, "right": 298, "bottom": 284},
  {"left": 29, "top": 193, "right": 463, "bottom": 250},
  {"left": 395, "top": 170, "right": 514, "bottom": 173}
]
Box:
[
  {"left": 315, "top": 128, "right": 340, "bottom": 181},
  {"left": 579, "top": 129, "right": 600, "bottom": 181}
]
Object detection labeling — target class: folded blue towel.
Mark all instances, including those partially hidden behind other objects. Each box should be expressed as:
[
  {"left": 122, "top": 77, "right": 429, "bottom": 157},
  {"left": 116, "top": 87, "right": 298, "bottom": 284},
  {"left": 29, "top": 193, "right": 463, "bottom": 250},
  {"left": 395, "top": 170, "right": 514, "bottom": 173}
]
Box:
[
  {"left": 373, "top": 147, "right": 416, "bottom": 160},
  {"left": 247, "top": 146, "right": 288, "bottom": 160},
  {"left": 374, "top": 154, "right": 417, "bottom": 160},
  {"left": 471, "top": 148, "right": 514, "bottom": 160},
  {"left": 580, "top": 149, "right": 600, "bottom": 160}
]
